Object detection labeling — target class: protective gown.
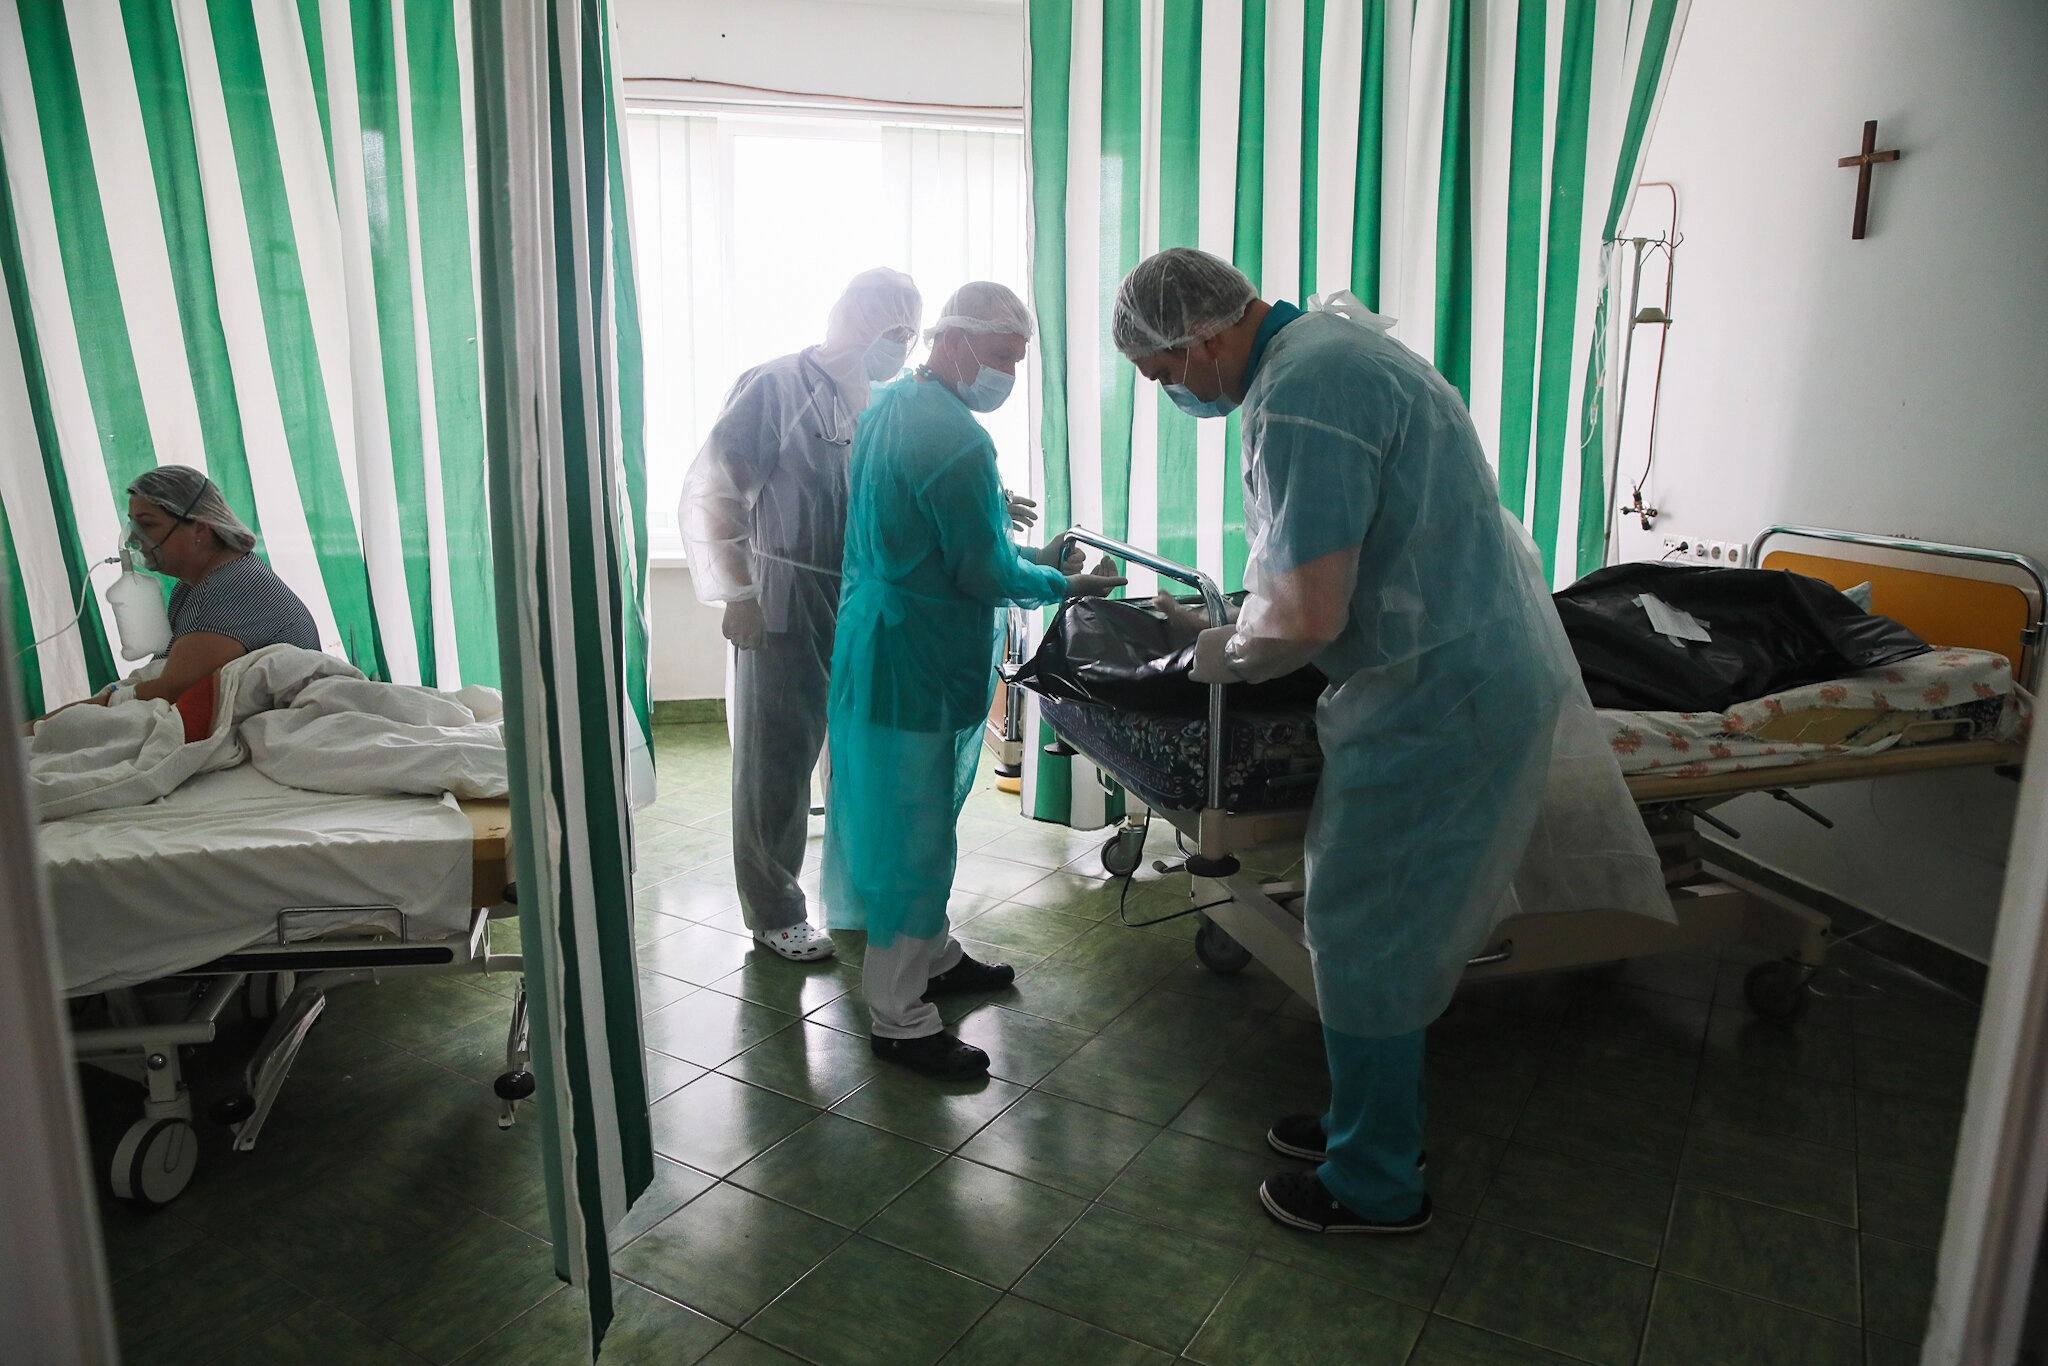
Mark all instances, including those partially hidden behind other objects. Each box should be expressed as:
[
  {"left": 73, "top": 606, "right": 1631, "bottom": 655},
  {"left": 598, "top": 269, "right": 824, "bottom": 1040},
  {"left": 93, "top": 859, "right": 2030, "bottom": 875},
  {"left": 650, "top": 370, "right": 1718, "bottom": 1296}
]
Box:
[
  {"left": 822, "top": 377, "right": 1067, "bottom": 947},
  {"left": 1230, "top": 303, "right": 1665, "bottom": 1039},
  {"left": 680, "top": 348, "right": 871, "bottom": 931}
]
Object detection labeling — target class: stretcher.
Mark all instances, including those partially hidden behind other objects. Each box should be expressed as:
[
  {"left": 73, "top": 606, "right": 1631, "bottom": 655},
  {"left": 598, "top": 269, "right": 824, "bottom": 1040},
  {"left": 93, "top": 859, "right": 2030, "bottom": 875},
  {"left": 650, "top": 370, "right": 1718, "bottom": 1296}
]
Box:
[
  {"left": 1038, "top": 525, "right": 2041, "bottom": 1022},
  {"left": 47, "top": 773, "right": 528, "bottom": 1207}
]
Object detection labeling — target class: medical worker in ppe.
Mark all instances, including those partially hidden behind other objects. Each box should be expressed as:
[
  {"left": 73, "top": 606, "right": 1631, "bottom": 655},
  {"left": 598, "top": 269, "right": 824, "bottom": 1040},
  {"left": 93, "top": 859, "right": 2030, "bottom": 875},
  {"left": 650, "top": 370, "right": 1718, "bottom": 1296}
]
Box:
[
  {"left": 681, "top": 268, "right": 923, "bottom": 962},
  {"left": 824, "top": 281, "right": 1125, "bottom": 1080},
  {"left": 1113, "top": 247, "right": 1661, "bottom": 1233}
]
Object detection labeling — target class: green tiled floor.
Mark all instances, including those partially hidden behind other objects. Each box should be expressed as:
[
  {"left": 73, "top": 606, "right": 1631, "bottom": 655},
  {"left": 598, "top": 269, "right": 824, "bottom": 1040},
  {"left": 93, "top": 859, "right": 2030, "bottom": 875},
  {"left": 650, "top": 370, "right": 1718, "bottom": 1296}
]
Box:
[{"left": 85, "top": 719, "right": 1973, "bottom": 1364}]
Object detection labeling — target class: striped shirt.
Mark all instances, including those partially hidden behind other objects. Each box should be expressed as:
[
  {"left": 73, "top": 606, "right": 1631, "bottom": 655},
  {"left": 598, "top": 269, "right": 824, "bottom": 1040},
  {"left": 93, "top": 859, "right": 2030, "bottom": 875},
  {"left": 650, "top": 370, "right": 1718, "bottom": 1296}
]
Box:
[{"left": 158, "top": 554, "right": 320, "bottom": 659}]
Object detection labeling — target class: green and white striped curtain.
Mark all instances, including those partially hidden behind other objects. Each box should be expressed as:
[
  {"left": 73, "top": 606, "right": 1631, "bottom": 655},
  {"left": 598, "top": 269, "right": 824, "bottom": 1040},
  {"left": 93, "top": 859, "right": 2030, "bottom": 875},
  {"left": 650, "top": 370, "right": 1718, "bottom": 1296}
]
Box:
[
  {"left": 0, "top": 0, "right": 647, "bottom": 745},
  {"left": 1022, "top": 0, "right": 1687, "bottom": 826},
  {"left": 473, "top": 0, "right": 651, "bottom": 1352}
]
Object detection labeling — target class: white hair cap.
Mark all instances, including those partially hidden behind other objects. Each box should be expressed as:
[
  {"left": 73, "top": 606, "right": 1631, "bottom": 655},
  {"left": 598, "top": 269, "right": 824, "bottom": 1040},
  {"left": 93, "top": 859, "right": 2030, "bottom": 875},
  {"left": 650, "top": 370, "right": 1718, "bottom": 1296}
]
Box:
[
  {"left": 128, "top": 464, "right": 258, "bottom": 555},
  {"left": 924, "top": 281, "right": 1035, "bottom": 343},
  {"left": 1112, "top": 247, "right": 1258, "bottom": 357}
]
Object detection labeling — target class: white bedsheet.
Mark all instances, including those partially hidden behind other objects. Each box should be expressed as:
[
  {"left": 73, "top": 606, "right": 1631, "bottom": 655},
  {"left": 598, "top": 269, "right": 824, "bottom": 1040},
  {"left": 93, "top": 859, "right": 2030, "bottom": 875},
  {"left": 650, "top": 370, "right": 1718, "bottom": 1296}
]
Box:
[{"left": 38, "top": 766, "right": 474, "bottom": 995}]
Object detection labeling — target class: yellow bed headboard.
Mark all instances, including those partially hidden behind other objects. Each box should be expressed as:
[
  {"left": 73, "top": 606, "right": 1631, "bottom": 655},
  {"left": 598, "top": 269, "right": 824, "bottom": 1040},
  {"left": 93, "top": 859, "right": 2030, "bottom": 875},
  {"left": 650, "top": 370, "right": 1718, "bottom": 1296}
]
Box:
[{"left": 1752, "top": 527, "right": 2046, "bottom": 692}]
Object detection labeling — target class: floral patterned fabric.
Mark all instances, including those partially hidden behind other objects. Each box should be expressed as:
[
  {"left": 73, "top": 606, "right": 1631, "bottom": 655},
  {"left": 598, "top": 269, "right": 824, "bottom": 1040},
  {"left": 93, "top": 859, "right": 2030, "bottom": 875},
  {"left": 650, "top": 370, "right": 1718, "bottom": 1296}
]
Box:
[
  {"left": 1601, "top": 648, "right": 2032, "bottom": 778},
  {"left": 1038, "top": 696, "right": 1324, "bottom": 812},
  {"left": 1039, "top": 648, "right": 2030, "bottom": 811}
]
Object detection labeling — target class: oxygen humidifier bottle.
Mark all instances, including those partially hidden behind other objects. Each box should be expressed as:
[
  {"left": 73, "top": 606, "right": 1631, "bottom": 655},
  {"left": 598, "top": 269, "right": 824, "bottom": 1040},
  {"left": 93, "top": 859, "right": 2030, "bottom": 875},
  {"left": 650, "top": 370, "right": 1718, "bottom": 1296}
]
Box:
[{"left": 107, "top": 548, "right": 171, "bottom": 661}]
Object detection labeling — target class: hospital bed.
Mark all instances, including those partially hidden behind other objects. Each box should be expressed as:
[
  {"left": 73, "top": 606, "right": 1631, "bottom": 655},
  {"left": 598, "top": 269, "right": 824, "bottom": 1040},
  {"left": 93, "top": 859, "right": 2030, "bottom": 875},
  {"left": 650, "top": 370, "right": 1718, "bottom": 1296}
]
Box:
[
  {"left": 1034, "top": 525, "right": 2041, "bottom": 1023},
  {"left": 42, "top": 768, "right": 529, "bottom": 1207}
]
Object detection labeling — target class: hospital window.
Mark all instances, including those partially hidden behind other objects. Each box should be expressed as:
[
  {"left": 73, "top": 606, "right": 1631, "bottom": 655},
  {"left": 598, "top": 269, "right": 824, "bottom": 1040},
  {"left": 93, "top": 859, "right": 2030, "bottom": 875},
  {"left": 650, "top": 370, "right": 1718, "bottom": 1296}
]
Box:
[{"left": 625, "top": 108, "right": 1031, "bottom": 559}]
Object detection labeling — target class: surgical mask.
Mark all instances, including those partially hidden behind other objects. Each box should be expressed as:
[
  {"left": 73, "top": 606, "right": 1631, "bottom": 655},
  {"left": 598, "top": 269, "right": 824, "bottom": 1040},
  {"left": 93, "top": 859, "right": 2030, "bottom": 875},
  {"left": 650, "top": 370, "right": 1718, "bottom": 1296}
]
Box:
[
  {"left": 1163, "top": 344, "right": 1238, "bottom": 418},
  {"left": 957, "top": 364, "right": 1015, "bottom": 412},
  {"left": 953, "top": 337, "right": 1017, "bottom": 412},
  {"left": 863, "top": 336, "right": 911, "bottom": 382}
]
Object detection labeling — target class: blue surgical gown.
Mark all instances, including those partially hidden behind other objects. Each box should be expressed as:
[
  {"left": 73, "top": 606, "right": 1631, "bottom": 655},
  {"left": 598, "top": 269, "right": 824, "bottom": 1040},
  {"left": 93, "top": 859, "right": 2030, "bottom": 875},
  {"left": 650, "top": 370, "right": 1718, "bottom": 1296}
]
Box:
[
  {"left": 822, "top": 377, "right": 1068, "bottom": 947},
  {"left": 1240, "top": 310, "right": 1584, "bottom": 1038}
]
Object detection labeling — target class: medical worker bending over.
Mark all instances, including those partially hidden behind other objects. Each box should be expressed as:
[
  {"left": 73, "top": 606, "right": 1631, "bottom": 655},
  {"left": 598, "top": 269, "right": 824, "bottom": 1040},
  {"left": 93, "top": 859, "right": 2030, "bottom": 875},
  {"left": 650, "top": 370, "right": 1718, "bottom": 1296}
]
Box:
[
  {"left": 1114, "top": 248, "right": 1656, "bottom": 1234},
  {"left": 824, "top": 282, "right": 1124, "bottom": 1080},
  {"left": 682, "top": 268, "right": 923, "bottom": 962}
]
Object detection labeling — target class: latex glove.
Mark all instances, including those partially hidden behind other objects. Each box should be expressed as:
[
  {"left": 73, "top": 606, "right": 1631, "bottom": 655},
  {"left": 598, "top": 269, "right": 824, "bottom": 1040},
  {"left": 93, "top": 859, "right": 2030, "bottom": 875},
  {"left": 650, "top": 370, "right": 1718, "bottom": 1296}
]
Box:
[
  {"left": 1004, "top": 489, "right": 1039, "bottom": 531},
  {"left": 1064, "top": 557, "right": 1128, "bottom": 598},
  {"left": 1151, "top": 591, "right": 1209, "bottom": 634},
  {"left": 1033, "top": 536, "right": 1084, "bottom": 572},
  {"left": 1189, "top": 626, "right": 1241, "bottom": 684},
  {"left": 723, "top": 598, "right": 767, "bottom": 650}
]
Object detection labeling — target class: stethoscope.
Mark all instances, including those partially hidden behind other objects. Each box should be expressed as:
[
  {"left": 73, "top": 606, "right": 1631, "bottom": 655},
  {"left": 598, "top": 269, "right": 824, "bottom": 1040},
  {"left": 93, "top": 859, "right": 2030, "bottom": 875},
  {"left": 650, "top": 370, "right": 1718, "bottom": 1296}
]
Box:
[{"left": 798, "top": 354, "right": 854, "bottom": 447}]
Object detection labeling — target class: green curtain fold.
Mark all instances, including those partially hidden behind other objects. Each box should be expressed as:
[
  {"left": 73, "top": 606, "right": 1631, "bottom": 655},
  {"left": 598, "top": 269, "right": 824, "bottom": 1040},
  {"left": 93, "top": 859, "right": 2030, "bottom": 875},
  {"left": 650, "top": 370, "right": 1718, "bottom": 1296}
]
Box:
[{"left": 0, "top": 0, "right": 646, "bottom": 736}]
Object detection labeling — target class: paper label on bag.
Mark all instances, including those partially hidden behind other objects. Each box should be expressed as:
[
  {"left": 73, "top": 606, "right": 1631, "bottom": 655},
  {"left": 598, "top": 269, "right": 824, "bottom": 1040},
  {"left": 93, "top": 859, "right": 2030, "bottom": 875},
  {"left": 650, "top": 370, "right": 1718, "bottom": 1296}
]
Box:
[{"left": 1635, "top": 593, "right": 1713, "bottom": 644}]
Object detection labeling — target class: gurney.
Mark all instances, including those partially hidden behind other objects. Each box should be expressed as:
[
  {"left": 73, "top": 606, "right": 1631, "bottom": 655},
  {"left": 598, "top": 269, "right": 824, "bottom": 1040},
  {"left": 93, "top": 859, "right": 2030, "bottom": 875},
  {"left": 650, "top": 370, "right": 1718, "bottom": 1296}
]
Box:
[
  {"left": 45, "top": 768, "right": 528, "bottom": 1207},
  {"left": 1031, "top": 525, "right": 2041, "bottom": 1023}
]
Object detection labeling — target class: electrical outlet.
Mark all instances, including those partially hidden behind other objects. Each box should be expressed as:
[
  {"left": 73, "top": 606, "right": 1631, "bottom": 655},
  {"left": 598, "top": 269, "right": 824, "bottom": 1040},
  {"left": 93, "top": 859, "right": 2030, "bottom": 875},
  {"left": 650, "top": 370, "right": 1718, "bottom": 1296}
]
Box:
[
  {"left": 1723, "top": 541, "right": 1748, "bottom": 568},
  {"left": 1691, "top": 540, "right": 1710, "bottom": 561}
]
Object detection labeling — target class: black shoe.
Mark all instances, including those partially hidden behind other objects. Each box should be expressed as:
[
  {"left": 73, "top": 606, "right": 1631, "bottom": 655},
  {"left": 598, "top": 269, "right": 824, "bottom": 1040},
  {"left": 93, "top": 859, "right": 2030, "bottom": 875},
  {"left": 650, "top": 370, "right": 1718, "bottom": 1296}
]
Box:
[
  {"left": 922, "top": 953, "right": 1015, "bottom": 1000},
  {"left": 1267, "top": 1114, "right": 1328, "bottom": 1160},
  {"left": 870, "top": 1031, "right": 990, "bottom": 1081},
  {"left": 1265, "top": 1115, "right": 1426, "bottom": 1171},
  {"left": 1258, "top": 1171, "right": 1432, "bottom": 1235}
]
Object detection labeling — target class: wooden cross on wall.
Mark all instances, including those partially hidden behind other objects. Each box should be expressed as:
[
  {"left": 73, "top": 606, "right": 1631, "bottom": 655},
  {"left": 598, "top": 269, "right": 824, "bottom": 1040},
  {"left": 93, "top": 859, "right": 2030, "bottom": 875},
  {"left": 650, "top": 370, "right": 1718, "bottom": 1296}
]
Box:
[{"left": 1839, "top": 119, "right": 1902, "bottom": 240}]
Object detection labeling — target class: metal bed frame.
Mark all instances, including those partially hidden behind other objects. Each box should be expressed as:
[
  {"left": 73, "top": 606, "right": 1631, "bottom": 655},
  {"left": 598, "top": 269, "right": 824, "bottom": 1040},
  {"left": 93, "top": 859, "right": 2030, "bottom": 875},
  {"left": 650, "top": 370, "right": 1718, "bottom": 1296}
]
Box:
[
  {"left": 1045, "top": 525, "right": 2040, "bottom": 1023},
  {"left": 71, "top": 810, "right": 534, "bottom": 1209}
]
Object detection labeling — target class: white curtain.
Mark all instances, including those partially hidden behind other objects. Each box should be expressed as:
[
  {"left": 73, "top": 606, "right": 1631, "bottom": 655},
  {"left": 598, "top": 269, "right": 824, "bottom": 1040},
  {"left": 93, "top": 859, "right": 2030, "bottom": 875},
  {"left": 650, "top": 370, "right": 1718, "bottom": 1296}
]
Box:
[{"left": 625, "top": 112, "right": 1032, "bottom": 549}]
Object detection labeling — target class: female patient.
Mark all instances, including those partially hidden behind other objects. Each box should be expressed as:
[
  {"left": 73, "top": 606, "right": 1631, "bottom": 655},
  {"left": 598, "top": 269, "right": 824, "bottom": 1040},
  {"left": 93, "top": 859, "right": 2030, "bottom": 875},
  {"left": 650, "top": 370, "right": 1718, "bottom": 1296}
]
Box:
[{"left": 109, "top": 466, "right": 319, "bottom": 706}]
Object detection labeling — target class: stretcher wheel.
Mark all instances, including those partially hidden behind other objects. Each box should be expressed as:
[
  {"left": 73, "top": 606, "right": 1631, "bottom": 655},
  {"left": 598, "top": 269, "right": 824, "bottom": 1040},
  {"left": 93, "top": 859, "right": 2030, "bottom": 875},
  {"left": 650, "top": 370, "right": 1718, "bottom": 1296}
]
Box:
[
  {"left": 210, "top": 1094, "right": 256, "bottom": 1127},
  {"left": 111, "top": 1117, "right": 197, "bottom": 1207},
  {"left": 1195, "top": 915, "right": 1253, "bottom": 975},
  {"left": 1744, "top": 960, "right": 1812, "bottom": 1023},
  {"left": 1100, "top": 827, "right": 1146, "bottom": 878}
]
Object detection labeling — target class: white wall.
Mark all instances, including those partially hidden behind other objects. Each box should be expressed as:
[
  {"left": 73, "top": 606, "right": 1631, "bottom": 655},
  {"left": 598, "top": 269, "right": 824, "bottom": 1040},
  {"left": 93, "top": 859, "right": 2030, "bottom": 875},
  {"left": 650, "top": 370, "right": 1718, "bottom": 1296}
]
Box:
[
  {"left": 618, "top": 0, "right": 1027, "bottom": 700},
  {"left": 1618, "top": 0, "right": 2048, "bottom": 961},
  {"left": 615, "top": 0, "right": 1024, "bottom": 107}
]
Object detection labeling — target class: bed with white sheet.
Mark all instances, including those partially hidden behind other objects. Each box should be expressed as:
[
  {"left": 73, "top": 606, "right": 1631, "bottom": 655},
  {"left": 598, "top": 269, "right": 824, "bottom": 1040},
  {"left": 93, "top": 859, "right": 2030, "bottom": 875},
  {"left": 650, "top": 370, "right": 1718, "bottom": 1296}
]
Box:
[
  {"left": 43, "top": 766, "right": 474, "bottom": 995},
  {"left": 38, "top": 647, "right": 527, "bottom": 1207}
]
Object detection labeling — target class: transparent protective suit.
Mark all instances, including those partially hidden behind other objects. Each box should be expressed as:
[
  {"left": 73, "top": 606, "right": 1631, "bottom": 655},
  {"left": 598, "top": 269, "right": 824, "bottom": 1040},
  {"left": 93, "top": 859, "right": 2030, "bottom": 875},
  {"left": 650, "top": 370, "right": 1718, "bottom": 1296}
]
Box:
[
  {"left": 1227, "top": 304, "right": 1667, "bottom": 1038},
  {"left": 822, "top": 376, "right": 1067, "bottom": 948},
  {"left": 678, "top": 267, "right": 922, "bottom": 932}
]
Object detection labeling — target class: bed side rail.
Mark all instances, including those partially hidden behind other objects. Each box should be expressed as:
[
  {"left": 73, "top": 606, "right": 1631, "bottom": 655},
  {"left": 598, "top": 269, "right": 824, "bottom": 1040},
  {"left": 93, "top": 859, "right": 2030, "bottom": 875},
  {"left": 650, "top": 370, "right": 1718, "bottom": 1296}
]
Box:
[{"left": 1053, "top": 527, "right": 1233, "bottom": 822}]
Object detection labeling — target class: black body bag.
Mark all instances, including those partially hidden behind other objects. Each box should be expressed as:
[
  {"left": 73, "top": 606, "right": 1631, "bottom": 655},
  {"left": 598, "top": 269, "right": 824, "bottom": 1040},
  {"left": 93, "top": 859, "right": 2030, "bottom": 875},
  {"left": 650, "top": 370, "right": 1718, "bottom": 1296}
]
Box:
[
  {"left": 1011, "top": 596, "right": 1326, "bottom": 717},
  {"left": 1552, "top": 562, "right": 1930, "bottom": 713}
]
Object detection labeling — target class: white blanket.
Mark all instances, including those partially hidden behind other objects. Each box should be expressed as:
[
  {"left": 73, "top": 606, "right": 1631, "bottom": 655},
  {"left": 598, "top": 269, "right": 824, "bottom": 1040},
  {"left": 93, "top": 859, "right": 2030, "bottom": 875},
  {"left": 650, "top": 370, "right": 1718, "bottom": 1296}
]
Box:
[{"left": 30, "top": 645, "right": 507, "bottom": 820}]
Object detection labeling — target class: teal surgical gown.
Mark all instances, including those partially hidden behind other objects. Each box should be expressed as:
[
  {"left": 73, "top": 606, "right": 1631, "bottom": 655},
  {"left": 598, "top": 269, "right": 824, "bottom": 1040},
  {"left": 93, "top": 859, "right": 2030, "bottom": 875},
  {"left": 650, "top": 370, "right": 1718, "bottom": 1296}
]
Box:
[
  {"left": 1242, "top": 308, "right": 1593, "bottom": 1038},
  {"left": 822, "top": 377, "right": 1068, "bottom": 948}
]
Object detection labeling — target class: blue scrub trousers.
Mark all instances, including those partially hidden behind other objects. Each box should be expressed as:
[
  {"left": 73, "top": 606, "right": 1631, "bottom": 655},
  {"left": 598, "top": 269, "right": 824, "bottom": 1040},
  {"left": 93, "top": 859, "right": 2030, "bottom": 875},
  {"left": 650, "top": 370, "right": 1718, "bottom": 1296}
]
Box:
[{"left": 1317, "top": 1025, "right": 1428, "bottom": 1220}]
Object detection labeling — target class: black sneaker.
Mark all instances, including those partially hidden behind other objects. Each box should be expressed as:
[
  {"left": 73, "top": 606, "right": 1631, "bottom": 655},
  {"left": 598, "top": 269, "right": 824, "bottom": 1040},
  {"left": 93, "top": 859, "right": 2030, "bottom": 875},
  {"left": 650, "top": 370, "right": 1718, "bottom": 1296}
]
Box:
[
  {"left": 1258, "top": 1171, "right": 1432, "bottom": 1235},
  {"left": 870, "top": 1031, "right": 990, "bottom": 1081},
  {"left": 922, "top": 953, "right": 1015, "bottom": 1000},
  {"left": 1267, "top": 1114, "right": 1328, "bottom": 1160},
  {"left": 1265, "top": 1116, "right": 1426, "bottom": 1171}
]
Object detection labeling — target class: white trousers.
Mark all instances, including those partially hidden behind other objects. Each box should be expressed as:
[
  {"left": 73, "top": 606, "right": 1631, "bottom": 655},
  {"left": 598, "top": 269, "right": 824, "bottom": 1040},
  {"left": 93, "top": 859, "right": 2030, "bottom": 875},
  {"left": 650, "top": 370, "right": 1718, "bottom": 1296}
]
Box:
[{"left": 863, "top": 932, "right": 963, "bottom": 1039}]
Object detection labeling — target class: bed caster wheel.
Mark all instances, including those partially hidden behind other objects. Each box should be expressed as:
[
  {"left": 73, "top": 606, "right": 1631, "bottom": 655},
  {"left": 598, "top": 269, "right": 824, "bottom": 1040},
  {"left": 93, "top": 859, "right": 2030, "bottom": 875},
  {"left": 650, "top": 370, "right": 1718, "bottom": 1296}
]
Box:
[
  {"left": 245, "top": 971, "right": 296, "bottom": 1020},
  {"left": 494, "top": 1071, "right": 536, "bottom": 1102},
  {"left": 1195, "top": 915, "right": 1253, "bottom": 975},
  {"left": 1745, "top": 960, "right": 1812, "bottom": 1023},
  {"left": 210, "top": 1094, "right": 256, "bottom": 1127},
  {"left": 1100, "top": 825, "right": 1146, "bottom": 878},
  {"left": 111, "top": 1118, "right": 198, "bottom": 1208}
]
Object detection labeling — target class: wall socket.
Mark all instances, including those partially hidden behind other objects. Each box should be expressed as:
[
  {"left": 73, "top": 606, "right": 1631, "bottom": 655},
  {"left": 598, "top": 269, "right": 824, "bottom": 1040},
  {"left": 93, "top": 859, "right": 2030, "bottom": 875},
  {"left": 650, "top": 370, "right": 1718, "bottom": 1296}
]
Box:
[{"left": 1662, "top": 535, "right": 1748, "bottom": 568}]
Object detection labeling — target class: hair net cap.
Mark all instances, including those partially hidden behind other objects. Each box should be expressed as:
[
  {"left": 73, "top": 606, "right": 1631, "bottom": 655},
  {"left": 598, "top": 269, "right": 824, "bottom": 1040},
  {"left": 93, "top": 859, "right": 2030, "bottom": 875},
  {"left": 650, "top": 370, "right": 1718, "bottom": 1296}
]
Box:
[
  {"left": 827, "top": 267, "right": 922, "bottom": 346},
  {"left": 1112, "top": 247, "right": 1258, "bottom": 357},
  {"left": 128, "top": 464, "right": 258, "bottom": 555},
  {"left": 924, "top": 281, "right": 1035, "bottom": 342}
]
